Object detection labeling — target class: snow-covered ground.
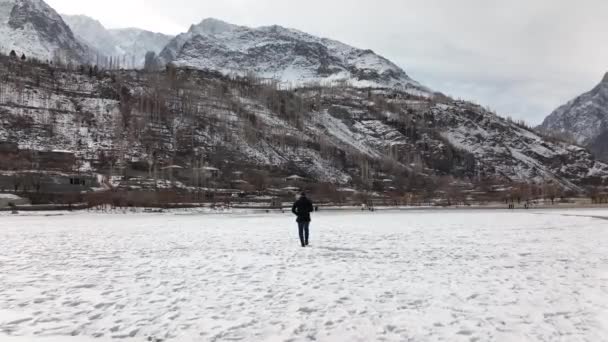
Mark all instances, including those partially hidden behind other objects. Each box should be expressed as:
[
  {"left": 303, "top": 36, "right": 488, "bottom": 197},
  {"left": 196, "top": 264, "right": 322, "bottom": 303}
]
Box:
[{"left": 0, "top": 209, "right": 607, "bottom": 341}]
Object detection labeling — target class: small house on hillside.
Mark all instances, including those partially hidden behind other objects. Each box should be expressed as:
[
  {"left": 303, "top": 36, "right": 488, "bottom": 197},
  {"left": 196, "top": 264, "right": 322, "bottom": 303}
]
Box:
[
  {"left": 230, "top": 179, "right": 251, "bottom": 191},
  {"left": 201, "top": 166, "right": 221, "bottom": 179},
  {"left": 56, "top": 173, "right": 99, "bottom": 192},
  {"left": 285, "top": 175, "right": 307, "bottom": 183},
  {"left": 161, "top": 165, "right": 183, "bottom": 182},
  {"left": 188, "top": 166, "right": 221, "bottom": 187},
  {"left": 0, "top": 172, "right": 99, "bottom": 194},
  {"left": 281, "top": 186, "right": 300, "bottom": 194}
]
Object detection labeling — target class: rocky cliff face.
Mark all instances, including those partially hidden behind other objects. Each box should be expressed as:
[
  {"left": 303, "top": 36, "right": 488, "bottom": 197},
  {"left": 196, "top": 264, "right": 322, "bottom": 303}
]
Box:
[
  {"left": 539, "top": 73, "right": 608, "bottom": 161},
  {"left": 540, "top": 73, "right": 608, "bottom": 145},
  {"left": 0, "top": 0, "right": 92, "bottom": 63},
  {"left": 157, "top": 18, "right": 429, "bottom": 95}
]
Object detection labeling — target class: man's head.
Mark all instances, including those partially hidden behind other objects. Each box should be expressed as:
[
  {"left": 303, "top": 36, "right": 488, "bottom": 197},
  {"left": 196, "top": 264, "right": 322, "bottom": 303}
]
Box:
[{"left": 300, "top": 192, "right": 307, "bottom": 198}]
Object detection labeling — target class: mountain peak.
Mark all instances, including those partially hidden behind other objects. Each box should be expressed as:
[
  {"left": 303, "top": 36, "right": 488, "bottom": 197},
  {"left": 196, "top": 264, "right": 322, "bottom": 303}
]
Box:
[
  {"left": 189, "top": 18, "right": 240, "bottom": 36},
  {"left": 62, "top": 14, "right": 106, "bottom": 32},
  {"left": 0, "top": 0, "right": 93, "bottom": 62},
  {"left": 62, "top": 13, "right": 173, "bottom": 68},
  {"left": 539, "top": 71, "right": 608, "bottom": 146},
  {"left": 159, "top": 19, "right": 427, "bottom": 93}
]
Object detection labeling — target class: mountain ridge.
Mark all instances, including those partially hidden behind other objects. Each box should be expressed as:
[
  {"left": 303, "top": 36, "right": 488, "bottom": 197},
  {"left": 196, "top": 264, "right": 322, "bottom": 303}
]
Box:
[
  {"left": 1, "top": 55, "right": 606, "bottom": 194},
  {"left": 157, "top": 18, "right": 429, "bottom": 95}
]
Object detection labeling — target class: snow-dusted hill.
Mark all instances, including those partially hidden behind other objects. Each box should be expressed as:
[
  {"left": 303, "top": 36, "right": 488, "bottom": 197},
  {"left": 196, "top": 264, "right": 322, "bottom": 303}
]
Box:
[
  {"left": 157, "top": 18, "right": 429, "bottom": 94},
  {"left": 539, "top": 73, "right": 608, "bottom": 160},
  {"left": 62, "top": 14, "right": 173, "bottom": 68},
  {"left": 1, "top": 56, "right": 606, "bottom": 191},
  {"left": 0, "top": 0, "right": 92, "bottom": 63}
]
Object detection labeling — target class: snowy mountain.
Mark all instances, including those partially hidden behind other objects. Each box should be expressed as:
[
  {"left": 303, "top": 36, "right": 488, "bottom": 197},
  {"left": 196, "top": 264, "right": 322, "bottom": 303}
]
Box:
[
  {"left": 157, "top": 18, "right": 428, "bottom": 94},
  {"left": 539, "top": 73, "right": 608, "bottom": 160},
  {"left": 108, "top": 28, "right": 173, "bottom": 67},
  {"left": 1, "top": 56, "right": 606, "bottom": 193},
  {"left": 1, "top": 5, "right": 605, "bottom": 192},
  {"left": 62, "top": 14, "right": 173, "bottom": 68},
  {"left": 60, "top": 15, "right": 117, "bottom": 57},
  {"left": 0, "top": 0, "right": 92, "bottom": 63}
]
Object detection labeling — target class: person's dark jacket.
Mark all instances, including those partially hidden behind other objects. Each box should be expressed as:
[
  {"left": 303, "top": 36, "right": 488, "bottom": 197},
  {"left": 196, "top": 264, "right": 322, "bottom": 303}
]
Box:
[{"left": 292, "top": 196, "right": 314, "bottom": 222}]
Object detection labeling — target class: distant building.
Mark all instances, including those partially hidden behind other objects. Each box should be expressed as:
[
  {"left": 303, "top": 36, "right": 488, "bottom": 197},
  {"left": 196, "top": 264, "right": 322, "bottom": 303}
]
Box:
[
  {"left": 201, "top": 166, "right": 221, "bottom": 179},
  {"left": 285, "top": 175, "right": 307, "bottom": 182},
  {"left": 281, "top": 186, "right": 300, "bottom": 194},
  {"left": 0, "top": 171, "right": 99, "bottom": 194},
  {"left": 230, "top": 179, "right": 250, "bottom": 190},
  {"left": 161, "top": 165, "right": 184, "bottom": 181}
]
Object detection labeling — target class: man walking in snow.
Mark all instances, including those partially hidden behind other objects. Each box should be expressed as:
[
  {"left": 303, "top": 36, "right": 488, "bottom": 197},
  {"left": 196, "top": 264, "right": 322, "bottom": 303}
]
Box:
[{"left": 292, "top": 192, "right": 314, "bottom": 247}]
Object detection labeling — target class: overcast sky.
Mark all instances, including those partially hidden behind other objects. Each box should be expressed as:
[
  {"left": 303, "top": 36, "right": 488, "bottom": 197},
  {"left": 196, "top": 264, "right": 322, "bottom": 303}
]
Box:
[{"left": 48, "top": 0, "right": 608, "bottom": 124}]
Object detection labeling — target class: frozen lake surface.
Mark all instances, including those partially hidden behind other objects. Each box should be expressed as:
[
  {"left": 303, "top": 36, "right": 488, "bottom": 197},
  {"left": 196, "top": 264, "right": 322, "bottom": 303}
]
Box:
[{"left": 0, "top": 209, "right": 607, "bottom": 341}]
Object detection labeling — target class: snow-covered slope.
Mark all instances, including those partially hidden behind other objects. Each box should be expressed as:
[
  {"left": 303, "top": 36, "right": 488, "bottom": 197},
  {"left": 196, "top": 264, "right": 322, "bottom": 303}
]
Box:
[
  {"left": 60, "top": 14, "right": 117, "bottom": 57},
  {"left": 1, "top": 56, "right": 606, "bottom": 191},
  {"left": 158, "top": 18, "right": 428, "bottom": 94},
  {"left": 435, "top": 101, "right": 608, "bottom": 189},
  {"left": 108, "top": 28, "right": 173, "bottom": 67},
  {"left": 62, "top": 14, "right": 173, "bottom": 68},
  {"left": 539, "top": 73, "right": 608, "bottom": 145},
  {"left": 0, "top": 0, "right": 92, "bottom": 63}
]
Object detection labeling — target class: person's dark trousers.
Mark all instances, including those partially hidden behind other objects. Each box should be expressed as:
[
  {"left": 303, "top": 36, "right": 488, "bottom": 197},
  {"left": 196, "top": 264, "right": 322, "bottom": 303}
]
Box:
[{"left": 298, "top": 222, "right": 310, "bottom": 247}]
